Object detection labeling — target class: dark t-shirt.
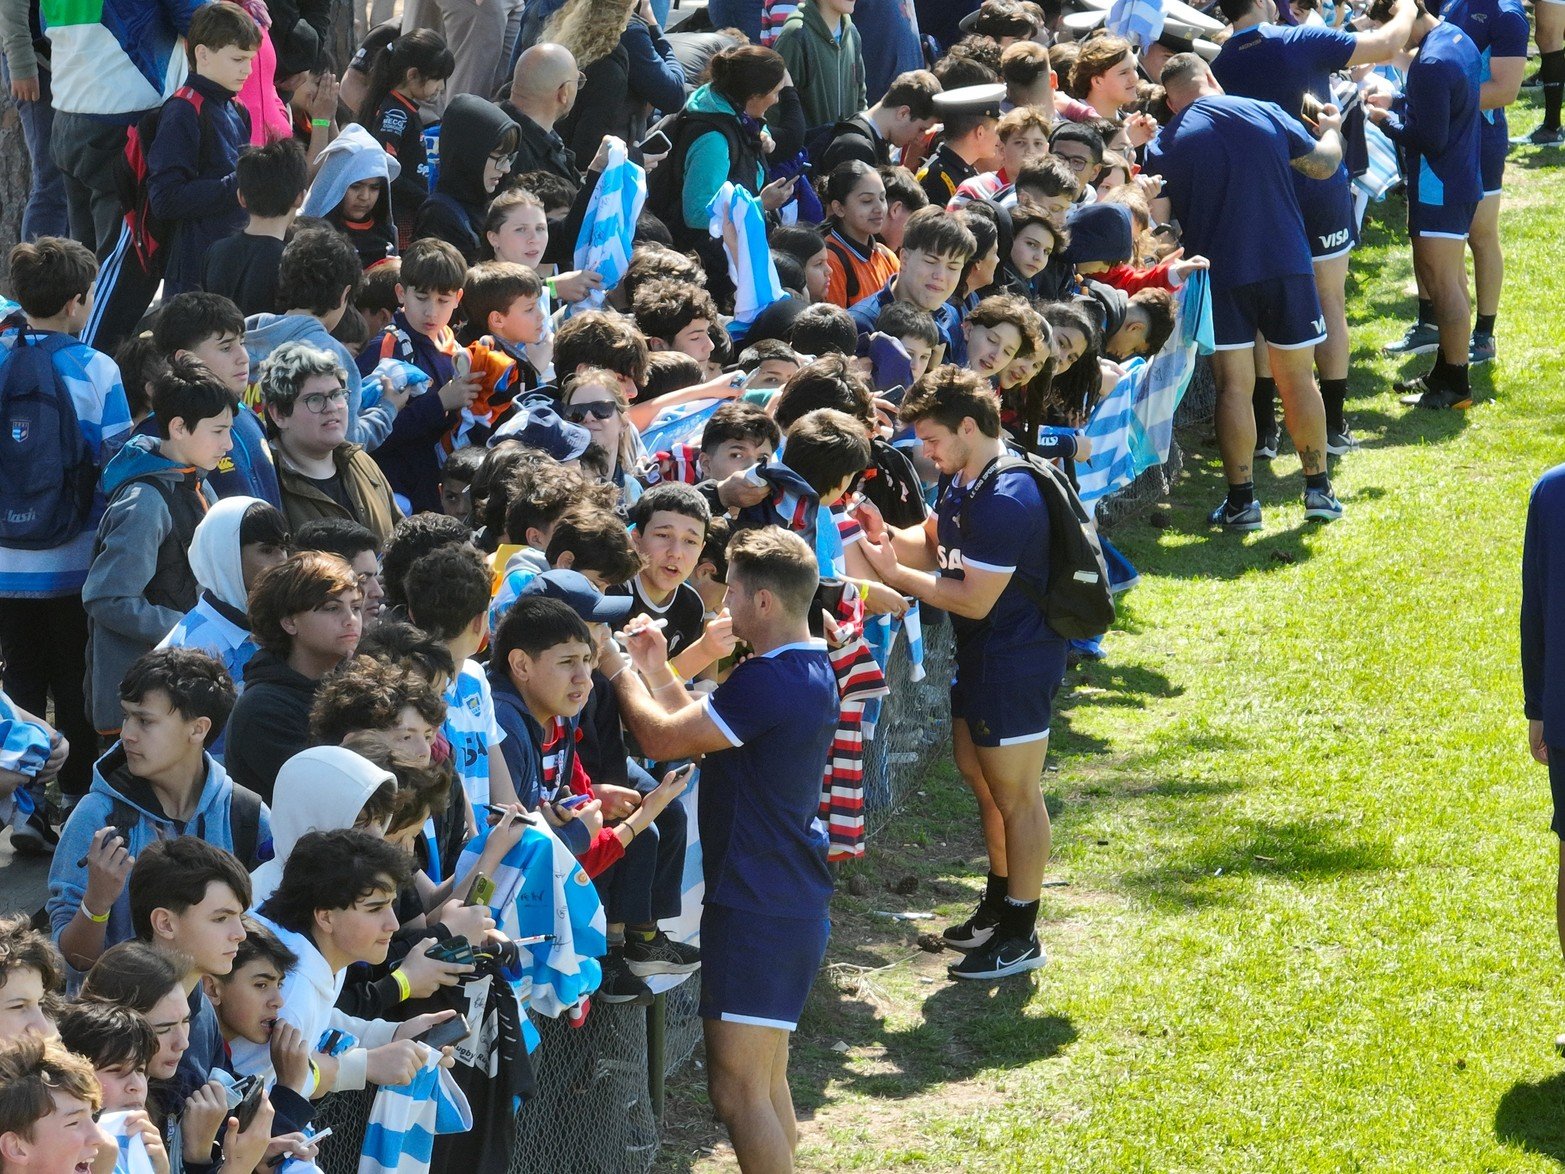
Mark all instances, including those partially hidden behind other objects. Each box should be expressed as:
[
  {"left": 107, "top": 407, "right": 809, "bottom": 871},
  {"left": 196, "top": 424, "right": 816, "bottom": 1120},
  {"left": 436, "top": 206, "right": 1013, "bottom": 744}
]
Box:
[
  {"left": 303, "top": 471, "right": 353, "bottom": 512},
  {"left": 701, "top": 642, "right": 837, "bottom": 917},
  {"left": 613, "top": 575, "right": 706, "bottom": 658},
  {"left": 201, "top": 233, "right": 285, "bottom": 317}
]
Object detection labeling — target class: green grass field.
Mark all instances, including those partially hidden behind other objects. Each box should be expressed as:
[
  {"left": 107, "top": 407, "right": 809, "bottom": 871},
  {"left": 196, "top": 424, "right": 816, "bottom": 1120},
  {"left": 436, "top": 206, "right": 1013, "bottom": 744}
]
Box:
[{"left": 657, "top": 98, "right": 1565, "bottom": 1172}]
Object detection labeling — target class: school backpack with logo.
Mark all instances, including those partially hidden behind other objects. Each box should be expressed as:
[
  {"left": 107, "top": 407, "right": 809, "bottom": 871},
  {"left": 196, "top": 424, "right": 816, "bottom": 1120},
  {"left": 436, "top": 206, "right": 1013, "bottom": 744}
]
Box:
[
  {"left": 115, "top": 86, "right": 213, "bottom": 274},
  {"left": 0, "top": 329, "right": 95, "bottom": 549},
  {"left": 956, "top": 450, "right": 1115, "bottom": 640}
]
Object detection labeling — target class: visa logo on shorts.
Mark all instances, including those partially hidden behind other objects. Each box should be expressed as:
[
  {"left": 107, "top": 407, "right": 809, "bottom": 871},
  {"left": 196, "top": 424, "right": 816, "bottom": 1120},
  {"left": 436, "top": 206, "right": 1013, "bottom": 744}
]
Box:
[
  {"left": 1312, "top": 317, "right": 1327, "bottom": 334},
  {"left": 1318, "top": 228, "right": 1351, "bottom": 251}
]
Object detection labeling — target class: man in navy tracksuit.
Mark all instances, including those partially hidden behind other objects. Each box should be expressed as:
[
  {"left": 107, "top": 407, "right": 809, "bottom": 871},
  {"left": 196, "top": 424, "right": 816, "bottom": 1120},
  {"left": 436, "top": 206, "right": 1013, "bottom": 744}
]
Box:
[{"left": 1521, "top": 463, "right": 1565, "bottom": 1050}]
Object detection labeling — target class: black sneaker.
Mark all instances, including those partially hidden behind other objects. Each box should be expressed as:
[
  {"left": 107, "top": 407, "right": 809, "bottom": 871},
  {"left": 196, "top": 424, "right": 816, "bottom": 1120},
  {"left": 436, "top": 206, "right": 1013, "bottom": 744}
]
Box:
[
  {"left": 948, "top": 933, "right": 1048, "bottom": 981},
  {"left": 941, "top": 899, "right": 1001, "bottom": 951},
  {"left": 597, "top": 949, "right": 655, "bottom": 1005},
  {"left": 622, "top": 930, "right": 701, "bottom": 977},
  {"left": 1415, "top": 383, "right": 1473, "bottom": 411},
  {"left": 1254, "top": 431, "right": 1280, "bottom": 460},
  {"left": 8, "top": 804, "right": 57, "bottom": 856}
]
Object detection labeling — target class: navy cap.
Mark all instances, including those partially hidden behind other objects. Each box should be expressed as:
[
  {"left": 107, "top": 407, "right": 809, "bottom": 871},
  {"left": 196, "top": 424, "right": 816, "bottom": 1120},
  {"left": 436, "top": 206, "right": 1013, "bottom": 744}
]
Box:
[
  {"left": 521, "top": 568, "right": 635, "bottom": 624},
  {"left": 488, "top": 399, "right": 592, "bottom": 460},
  {"left": 932, "top": 83, "right": 1008, "bottom": 119},
  {"left": 1063, "top": 202, "right": 1135, "bottom": 266}
]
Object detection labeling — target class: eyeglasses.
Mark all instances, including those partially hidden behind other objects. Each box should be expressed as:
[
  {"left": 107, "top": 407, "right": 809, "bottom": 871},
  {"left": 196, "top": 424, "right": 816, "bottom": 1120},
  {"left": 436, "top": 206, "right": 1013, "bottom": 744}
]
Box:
[
  {"left": 300, "top": 387, "right": 349, "bottom": 413},
  {"left": 1053, "top": 153, "right": 1092, "bottom": 174},
  {"left": 576, "top": 72, "right": 588, "bottom": 86},
  {"left": 488, "top": 152, "right": 517, "bottom": 168},
  {"left": 563, "top": 401, "right": 620, "bottom": 422}
]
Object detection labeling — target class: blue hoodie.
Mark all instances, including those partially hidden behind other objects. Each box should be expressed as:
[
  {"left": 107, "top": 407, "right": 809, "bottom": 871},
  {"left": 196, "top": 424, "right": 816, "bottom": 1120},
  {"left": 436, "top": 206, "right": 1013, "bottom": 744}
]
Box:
[
  {"left": 83, "top": 435, "right": 218, "bottom": 731},
  {"left": 47, "top": 744, "right": 271, "bottom": 976},
  {"left": 245, "top": 312, "right": 397, "bottom": 451}
]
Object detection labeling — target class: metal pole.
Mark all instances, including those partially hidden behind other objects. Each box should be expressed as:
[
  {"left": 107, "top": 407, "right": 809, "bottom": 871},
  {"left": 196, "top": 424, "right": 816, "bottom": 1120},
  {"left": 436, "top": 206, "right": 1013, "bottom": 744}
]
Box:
[{"left": 647, "top": 991, "right": 668, "bottom": 1122}]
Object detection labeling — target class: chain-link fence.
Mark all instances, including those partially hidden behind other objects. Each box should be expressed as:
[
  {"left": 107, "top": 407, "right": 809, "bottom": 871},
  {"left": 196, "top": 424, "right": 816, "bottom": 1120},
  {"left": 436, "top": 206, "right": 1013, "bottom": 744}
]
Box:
[{"left": 305, "top": 368, "right": 1214, "bottom": 1172}]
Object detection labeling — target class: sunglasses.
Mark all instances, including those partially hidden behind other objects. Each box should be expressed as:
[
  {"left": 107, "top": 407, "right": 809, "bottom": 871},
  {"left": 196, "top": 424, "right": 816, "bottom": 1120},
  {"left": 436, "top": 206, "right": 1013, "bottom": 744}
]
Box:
[{"left": 563, "top": 401, "right": 619, "bottom": 422}]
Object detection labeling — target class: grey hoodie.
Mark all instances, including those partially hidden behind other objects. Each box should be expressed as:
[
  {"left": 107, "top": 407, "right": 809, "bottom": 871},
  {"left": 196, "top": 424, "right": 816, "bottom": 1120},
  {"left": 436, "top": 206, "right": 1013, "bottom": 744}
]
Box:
[{"left": 245, "top": 312, "right": 397, "bottom": 451}]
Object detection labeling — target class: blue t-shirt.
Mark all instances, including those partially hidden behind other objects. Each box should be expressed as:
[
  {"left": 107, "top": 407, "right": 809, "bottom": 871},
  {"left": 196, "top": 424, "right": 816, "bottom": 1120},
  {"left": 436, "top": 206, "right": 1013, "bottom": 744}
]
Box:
[
  {"left": 935, "top": 463, "right": 1061, "bottom": 657},
  {"left": 847, "top": 279, "right": 967, "bottom": 368},
  {"left": 1382, "top": 21, "right": 1483, "bottom": 201},
  {"left": 1211, "top": 22, "right": 1356, "bottom": 118},
  {"left": 1443, "top": 0, "right": 1528, "bottom": 138},
  {"left": 1143, "top": 95, "right": 1317, "bottom": 290},
  {"left": 700, "top": 641, "right": 837, "bottom": 918}
]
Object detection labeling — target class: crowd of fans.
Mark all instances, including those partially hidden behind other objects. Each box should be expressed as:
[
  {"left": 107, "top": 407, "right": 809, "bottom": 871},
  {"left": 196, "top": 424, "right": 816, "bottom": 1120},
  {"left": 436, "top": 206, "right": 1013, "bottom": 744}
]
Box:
[{"left": 0, "top": 0, "right": 1527, "bottom": 1166}]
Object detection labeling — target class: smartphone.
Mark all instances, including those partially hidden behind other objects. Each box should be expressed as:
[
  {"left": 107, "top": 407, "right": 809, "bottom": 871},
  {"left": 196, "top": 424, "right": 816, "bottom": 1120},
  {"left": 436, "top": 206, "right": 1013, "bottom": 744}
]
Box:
[
  {"left": 466, "top": 873, "right": 495, "bottom": 907},
  {"left": 425, "top": 936, "right": 472, "bottom": 963},
  {"left": 880, "top": 384, "right": 908, "bottom": 407},
  {"left": 638, "top": 129, "right": 672, "bottom": 156},
  {"left": 555, "top": 793, "right": 592, "bottom": 812},
  {"left": 233, "top": 1077, "right": 266, "bottom": 1132},
  {"left": 414, "top": 1015, "right": 470, "bottom": 1050}
]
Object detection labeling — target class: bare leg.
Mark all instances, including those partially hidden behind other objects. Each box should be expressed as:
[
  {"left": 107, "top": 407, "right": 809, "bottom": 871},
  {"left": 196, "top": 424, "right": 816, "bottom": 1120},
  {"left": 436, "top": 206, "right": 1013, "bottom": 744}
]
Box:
[
  {"left": 1469, "top": 193, "right": 1503, "bottom": 320},
  {"left": 954, "top": 719, "right": 1008, "bottom": 875},
  {"left": 769, "top": 1032, "right": 797, "bottom": 1154},
  {"left": 706, "top": 1019, "right": 795, "bottom": 1173},
  {"left": 1211, "top": 347, "right": 1259, "bottom": 485},
  {"left": 1271, "top": 343, "right": 1329, "bottom": 478},
  {"left": 1313, "top": 252, "right": 1351, "bottom": 381},
  {"left": 1412, "top": 235, "right": 1472, "bottom": 368},
  {"left": 971, "top": 737, "right": 1052, "bottom": 902}
]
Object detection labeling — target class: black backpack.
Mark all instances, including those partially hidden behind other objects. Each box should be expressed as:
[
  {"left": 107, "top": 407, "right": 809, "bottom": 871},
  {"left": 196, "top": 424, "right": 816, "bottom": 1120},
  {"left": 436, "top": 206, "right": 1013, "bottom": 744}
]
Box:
[
  {"left": 956, "top": 451, "right": 1115, "bottom": 640},
  {"left": 0, "top": 328, "right": 95, "bottom": 549},
  {"left": 645, "top": 109, "right": 756, "bottom": 251}
]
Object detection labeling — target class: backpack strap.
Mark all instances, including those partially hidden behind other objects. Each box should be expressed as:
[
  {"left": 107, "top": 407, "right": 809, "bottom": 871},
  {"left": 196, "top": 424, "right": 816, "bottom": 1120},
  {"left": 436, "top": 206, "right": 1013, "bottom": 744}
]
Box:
[
  {"left": 229, "top": 785, "right": 263, "bottom": 868},
  {"left": 954, "top": 453, "right": 1052, "bottom": 610},
  {"left": 823, "top": 235, "right": 862, "bottom": 305}
]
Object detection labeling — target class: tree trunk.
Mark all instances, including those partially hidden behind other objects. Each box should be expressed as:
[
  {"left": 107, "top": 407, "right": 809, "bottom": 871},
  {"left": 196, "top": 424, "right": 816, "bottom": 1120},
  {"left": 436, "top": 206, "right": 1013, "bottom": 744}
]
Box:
[{"left": 0, "top": 92, "right": 32, "bottom": 297}]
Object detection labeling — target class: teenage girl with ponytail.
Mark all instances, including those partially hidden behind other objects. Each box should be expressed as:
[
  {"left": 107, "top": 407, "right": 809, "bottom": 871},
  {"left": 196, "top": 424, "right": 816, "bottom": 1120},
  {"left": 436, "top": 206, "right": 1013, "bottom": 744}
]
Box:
[
  {"left": 354, "top": 29, "right": 455, "bottom": 249},
  {"left": 820, "top": 159, "right": 898, "bottom": 309}
]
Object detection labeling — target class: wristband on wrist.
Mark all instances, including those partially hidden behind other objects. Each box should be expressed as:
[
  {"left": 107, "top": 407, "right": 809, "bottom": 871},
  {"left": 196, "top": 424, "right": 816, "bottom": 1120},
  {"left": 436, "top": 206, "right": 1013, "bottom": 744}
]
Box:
[
  {"left": 545, "top": 276, "right": 558, "bottom": 298},
  {"left": 391, "top": 969, "right": 412, "bottom": 1001},
  {"left": 311, "top": 117, "right": 331, "bottom": 128},
  {"left": 80, "top": 902, "right": 109, "bottom": 924},
  {"left": 857, "top": 580, "right": 870, "bottom": 601},
  {"left": 607, "top": 660, "right": 629, "bottom": 681}
]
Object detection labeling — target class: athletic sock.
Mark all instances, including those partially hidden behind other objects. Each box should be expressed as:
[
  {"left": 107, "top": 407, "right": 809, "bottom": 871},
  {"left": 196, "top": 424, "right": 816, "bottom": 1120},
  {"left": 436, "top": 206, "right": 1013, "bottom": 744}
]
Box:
[
  {"left": 999, "top": 896, "right": 1040, "bottom": 940},
  {"left": 1305, "top": 471, "right": 1332, "bottom": 493},
  {"left": 1227, "top": 480, "right": 1256, "bottom": 509},
  {"left": 1416, "top": 297, "right": 1435, "bottom": 326},
  {"left": 983, "top": 871, "right": 1008, "bottom": 914},
  {"left": 1319, "top": 377, "right": 1348, "bottom": 435},
  {"left": 626, "top": 926, "right": 658, "bottom": 944},
  {"left": 1476, "top": 313, "right": 1496, "bottom": 336},
  {"left": 1544, "top": 50, "right": 1565, "bottom": 130},
  {"left": 1448, "top": 362, "right": 1470, "bottom": 394},
  {"left": 1252, "top": 376, "right": 1278, "bottom": 438}
]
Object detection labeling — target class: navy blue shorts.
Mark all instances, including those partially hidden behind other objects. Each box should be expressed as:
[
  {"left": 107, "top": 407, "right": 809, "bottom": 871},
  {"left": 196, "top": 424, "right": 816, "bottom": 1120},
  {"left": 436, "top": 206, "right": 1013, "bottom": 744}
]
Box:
[
  {"left": 699, "top": 904, "right": 829, "bottom": 1031},
  {"left": 1297, "top": 169, "right": 1357, "bottom": 260},
  {"left": 1480, "top": 126, "right": 1507, "bottom": 196},
  {"left": 950, "top": 644, "right": 1067, "bottom": 748},
  {"left": 1211, "top": 273, "right": 1327, "bottom": 351},
  {"left": 1406, "top": 157, "right": 1477, "bottom": 239}
]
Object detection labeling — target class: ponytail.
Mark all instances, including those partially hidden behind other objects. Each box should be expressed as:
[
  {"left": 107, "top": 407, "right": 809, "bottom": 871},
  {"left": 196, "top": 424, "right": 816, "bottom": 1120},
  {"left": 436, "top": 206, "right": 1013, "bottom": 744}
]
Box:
[{"left": 356, "top": 28, "right": 455, "bottom": 127}]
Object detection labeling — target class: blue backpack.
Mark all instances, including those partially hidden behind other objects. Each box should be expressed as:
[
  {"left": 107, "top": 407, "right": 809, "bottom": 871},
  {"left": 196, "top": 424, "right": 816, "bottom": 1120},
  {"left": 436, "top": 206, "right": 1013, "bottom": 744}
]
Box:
[{"left": 0, "top": 329, "right": 94, "bottom": 550}]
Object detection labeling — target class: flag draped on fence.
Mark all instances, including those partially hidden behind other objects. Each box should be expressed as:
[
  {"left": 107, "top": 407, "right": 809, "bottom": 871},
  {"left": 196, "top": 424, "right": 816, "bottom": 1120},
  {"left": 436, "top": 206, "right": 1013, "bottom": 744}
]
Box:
[
  {"left": 570, "top": 141, "right": 646, "bottom": 317},
  {"left": 707, "top": 181, "right": 786, "bottom": 327},
  {"left": 1075, "top": 270, "right": 1214, "bottom": 508}
]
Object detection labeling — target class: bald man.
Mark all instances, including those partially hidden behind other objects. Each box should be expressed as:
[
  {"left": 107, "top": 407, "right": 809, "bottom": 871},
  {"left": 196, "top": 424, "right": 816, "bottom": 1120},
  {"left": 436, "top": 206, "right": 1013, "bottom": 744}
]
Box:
[{"left": 500, "top": 44, "right": 584, "bottom": 184}]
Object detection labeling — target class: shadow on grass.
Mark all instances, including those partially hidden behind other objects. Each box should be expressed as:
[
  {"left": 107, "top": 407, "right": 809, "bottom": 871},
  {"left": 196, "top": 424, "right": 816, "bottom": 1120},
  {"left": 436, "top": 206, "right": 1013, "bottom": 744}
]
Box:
[
  {"left": 1115, "top": 816, "right": 1394, "bottom": 911},
  {"left": 1495, "top": 1072, "right": 1565, "bottom": 1163}
]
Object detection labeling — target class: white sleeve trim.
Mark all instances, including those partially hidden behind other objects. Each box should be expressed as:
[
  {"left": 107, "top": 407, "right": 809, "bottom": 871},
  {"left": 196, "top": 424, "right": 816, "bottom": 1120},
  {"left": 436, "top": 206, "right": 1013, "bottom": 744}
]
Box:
[
  {"left": 703, "top": 696, "right": 744, "bottom": 747},
  {"left": 961, "top": 557, "right": 1017, "bottom": 573}
]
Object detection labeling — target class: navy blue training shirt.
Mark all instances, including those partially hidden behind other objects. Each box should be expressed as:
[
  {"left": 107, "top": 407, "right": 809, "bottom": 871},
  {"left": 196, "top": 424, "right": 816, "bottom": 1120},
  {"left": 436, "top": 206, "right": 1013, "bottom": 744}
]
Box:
[
  {"left": 700, "top": 642, "right": 838, "bottom": 918},
  {"left": 1443, "top": 0, "right": 1528, "bottom": 140},
  {"left": 1211, "top": 22, "right": 1357, "bottom": 119},
  {"left": 1143, "top": 95, "right": 1317, "bottom": 290},
  {"left": 935, "top": 462, "right": 1061, "bottom": 658},
  {"left": 1379, "top": 20, "right": 1483, "bottom": 204}
]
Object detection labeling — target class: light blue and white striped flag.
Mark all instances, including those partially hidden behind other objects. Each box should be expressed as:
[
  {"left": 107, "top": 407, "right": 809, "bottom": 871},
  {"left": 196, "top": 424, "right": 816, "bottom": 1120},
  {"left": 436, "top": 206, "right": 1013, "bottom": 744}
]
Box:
[
  {"left": 570, "top": 141, "right": 646, "bottom": 317},
  {"left": 1107, "top": 0, "right": 1165, "bottom": 47},
  {"left": 638, "top": 397, "right": 730, "bottom": 456},
  {"left": 359, "top": 1047, "right": 472, "bottom": 1174},
  {"left": 1076, "top": 270, "right": 1212, "bottom": 509},
  {"left": 99, "top": 1112, "right": 156, "bottom": 1174},
  {"left": 706, "top": 181, "right": 785, "bottom": 327}
]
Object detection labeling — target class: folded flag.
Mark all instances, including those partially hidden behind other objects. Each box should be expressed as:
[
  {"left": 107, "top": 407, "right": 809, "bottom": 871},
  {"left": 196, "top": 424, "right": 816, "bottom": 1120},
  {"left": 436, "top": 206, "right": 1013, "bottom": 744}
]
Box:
[
  {"left": 571, "top": 142, "right": 646, "bottom": 317},
  {"left": 707, "top": 181, "right": 785, "bottom": 327},
  {"left": 359, "top": 1046, "right": 473, "bottom": 1174}
]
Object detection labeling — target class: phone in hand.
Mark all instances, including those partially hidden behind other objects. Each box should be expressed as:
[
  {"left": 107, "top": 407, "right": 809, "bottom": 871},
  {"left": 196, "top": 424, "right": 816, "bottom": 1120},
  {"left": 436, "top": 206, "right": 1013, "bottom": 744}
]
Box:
[
  {"left": 638, "top": 129, "right": 672, "bottom": 156},
  {"left": 233, "top": 1076, "right": 266, "bottom": 1132},
  {"left": 466, "top": 873, "right": 495, "bottom": 907},
  {"left": 425, "top": 936, "right": 473, "bottom": 964},
  {"left": 555, "top": 792, "right": 592, "bottom": 813},
  {"left": 414, "top": 1015, "right": 470, "bottom": 1050}
]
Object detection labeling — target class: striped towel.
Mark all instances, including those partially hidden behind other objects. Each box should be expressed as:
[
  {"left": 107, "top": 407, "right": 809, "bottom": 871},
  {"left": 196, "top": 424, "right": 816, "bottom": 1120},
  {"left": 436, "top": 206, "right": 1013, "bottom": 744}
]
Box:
[
  {"left": 707, "top": 181, "right": 785, "bottom": 327},
  {"left": 98, "top": 1112, "right": 156, "bottom": 1174},
  {"left": 358, "top": 1047, "right": 472, "bottom": 1174},
  {"left": 570, "top": 143, "right": 646, "bottom": 317}
]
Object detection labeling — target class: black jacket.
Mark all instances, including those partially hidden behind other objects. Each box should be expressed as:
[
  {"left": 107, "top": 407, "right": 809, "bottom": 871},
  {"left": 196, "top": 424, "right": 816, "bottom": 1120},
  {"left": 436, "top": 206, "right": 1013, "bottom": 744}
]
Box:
[
  {"left": 224, "top": 651, "right": 321, "bottom": 803},
  {"left": 413, "top": 94, "right": 518, "bottom": 265},
  {"left": 500, "top": 100, "right": 580, "bottom": 185}
]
